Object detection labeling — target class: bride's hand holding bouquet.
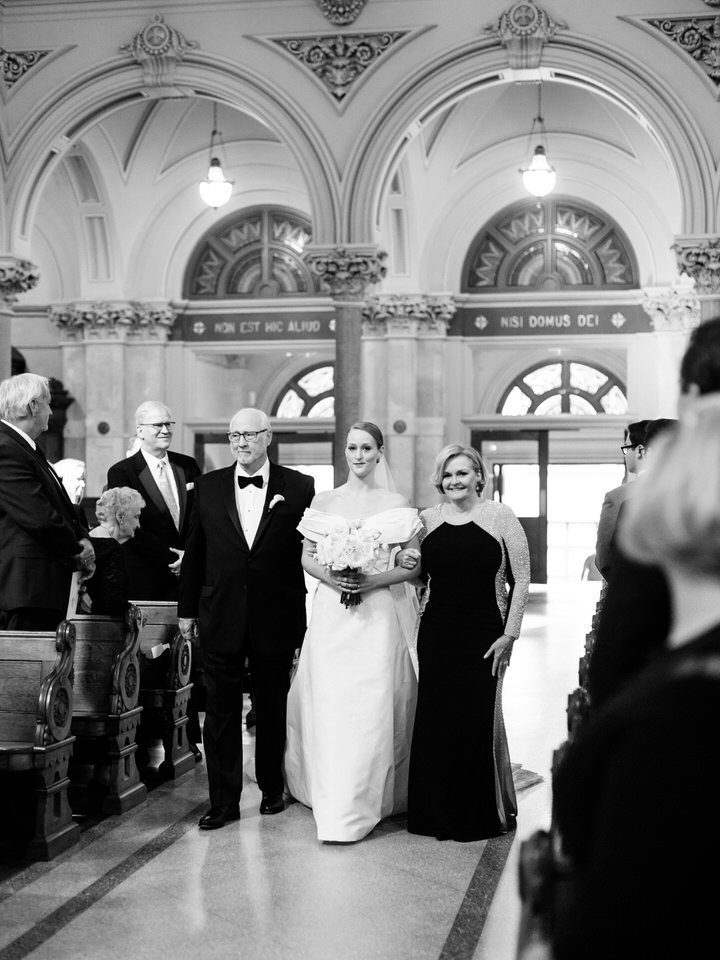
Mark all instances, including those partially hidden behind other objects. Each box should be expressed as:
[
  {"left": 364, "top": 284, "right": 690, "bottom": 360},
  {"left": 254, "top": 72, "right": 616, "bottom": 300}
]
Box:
[{"left": 314, "top": 520, "right": 382, "bottom": 608}]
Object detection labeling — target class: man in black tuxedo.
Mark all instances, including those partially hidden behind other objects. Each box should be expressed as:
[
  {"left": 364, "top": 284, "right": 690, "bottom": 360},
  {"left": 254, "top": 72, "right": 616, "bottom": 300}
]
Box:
[
  {"left": 0, "top": 373, "right": 95, "bottom": 630},
  {"left": 178, "top": 408, "right": 315, "bottom": 829},
  {"left": 106, "top": 400, "right": 201, "bottom": 601},
  {"left": 106, "top": 400, "right": 204, "bottom": 755}
]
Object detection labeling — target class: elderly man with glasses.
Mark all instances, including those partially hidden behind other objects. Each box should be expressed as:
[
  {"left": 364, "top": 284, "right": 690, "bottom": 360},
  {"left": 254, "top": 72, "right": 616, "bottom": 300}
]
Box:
[{"left": 178, "top": 407, "right": 315, "bottom": 829}]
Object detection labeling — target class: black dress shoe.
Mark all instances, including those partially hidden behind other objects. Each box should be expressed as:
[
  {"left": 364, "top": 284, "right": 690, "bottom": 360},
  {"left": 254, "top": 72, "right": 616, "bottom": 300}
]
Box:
[
  {"left": 259, "top": 793, "right": 284, "bottom": 815},
  {"left": 198, "top": 805, "right": 240, "bottom": 830},
  {"left": 189, "top": 743, "right": 203, "bottom": 762}
]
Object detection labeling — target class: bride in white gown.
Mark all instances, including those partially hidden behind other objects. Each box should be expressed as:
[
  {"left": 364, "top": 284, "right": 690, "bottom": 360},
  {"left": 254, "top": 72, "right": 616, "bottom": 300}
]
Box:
[{"left": 284, "top": 421, "right": 422, "bottom": 842}]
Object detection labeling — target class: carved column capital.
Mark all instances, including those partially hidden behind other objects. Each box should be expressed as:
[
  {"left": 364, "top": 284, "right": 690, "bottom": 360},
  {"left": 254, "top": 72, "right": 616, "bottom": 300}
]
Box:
[
  {"left": 0, "top": 256, "right": 40, "bottom": 305},
  {"left": 304, "top": 245, "right": 387, "bottom": 300},
  {"left": 363, "top": 294, "right": 456, "bottom": 334},
  {"left": 642, "top": 285, "right": 701, "bottom": 333},
  {"left": 120, "top": 14, "right": 198, "bottom": 88},
  {"left": 317, "top": 0, "right": 367, "bottom": 25},
  {"left": 673, "top": 237, "right": 720, "bottom": 295},
  {"left": 485, "top": 1, "right": 568, "bottom": 69},
  {"left": 49, "top": 300, "right": 177, "bottom": 341}
]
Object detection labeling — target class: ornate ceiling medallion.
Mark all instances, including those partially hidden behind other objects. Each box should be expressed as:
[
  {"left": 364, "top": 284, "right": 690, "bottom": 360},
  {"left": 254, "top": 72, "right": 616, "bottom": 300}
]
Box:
[
  {"left": 120, "top": 14, "right": 198, "bottom": 88},
  {"left": 645, "top": 15, "right": 720, "bottom": 88},
  {"left": 273, "top": 31, "right": 408, "bottom": 103},
  {"left": 317, "top": 0, "right": 367, "bottom": 26},
  {"left": 485, "top": 1, "right": 567, "bottom": 69}
]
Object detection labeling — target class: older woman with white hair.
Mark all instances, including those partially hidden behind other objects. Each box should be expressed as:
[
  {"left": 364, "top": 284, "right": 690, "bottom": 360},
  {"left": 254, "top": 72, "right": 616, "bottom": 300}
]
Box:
[
  {"left": 78, "top": 487, "right": 145, "bottom": 616},
  {"left": 551, "top": 398, "right": 720, "bottom": 959}
]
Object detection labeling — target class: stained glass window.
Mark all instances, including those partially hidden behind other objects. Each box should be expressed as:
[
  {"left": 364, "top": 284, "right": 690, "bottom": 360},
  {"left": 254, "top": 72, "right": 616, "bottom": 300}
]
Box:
[
  {"left": 499, "top": 360, "right": 627, "bottom": 416},
  {"left": 463, "top": 198, "right": 637, "bottom": 291},
  {"left": 185, "top": 206, "right": 314, "bottom": 298},
  {"left": 274, "top": 364, "right": 335, "bottom": 418}
]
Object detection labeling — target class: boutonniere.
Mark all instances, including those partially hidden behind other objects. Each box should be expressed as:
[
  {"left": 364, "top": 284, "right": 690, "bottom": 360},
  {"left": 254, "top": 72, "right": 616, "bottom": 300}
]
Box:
[
  {"left": 268, "top": 494, "right": 285, "bottom": 511},
  {"left": 186, "top": 482, "right": 194, "bottom": 491}
]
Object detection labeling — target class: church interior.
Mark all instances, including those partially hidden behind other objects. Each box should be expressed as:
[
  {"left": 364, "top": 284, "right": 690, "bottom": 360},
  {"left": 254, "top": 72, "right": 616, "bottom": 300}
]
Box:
[{"left": 1, "top": 0, "right": 719, "bottom": 956}]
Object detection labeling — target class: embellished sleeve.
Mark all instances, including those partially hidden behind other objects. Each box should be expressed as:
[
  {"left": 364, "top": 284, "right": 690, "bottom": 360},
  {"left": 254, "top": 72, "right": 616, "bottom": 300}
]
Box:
[{"left": 498, "top": 504, "right": 530, "bottom": 639}]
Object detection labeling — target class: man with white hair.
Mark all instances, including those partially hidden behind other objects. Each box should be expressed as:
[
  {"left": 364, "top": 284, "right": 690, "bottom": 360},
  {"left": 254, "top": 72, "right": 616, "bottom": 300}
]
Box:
[{"left": 0, "top": 372, "right": 94, "bottom": 630}]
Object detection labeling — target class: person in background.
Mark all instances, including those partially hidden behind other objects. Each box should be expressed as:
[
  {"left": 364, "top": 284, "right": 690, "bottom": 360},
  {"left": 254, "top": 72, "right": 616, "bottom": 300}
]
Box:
[
  {"left": 79, "top": 487, "right": 144, "bottom": 616},
  {"left": 551, "top": 394, "right": 720, "bottom": 959},
  {"left": 178, "top": 408, "right": 315, "bottom": 830},
  {"left": 407, "top": 443, "right": 530, "bottom": 842},
  {"left": 0, "top": 373, "right": 94, "bottom": 630},
  {"left": 588, "top": 418, "right": 678, "bottom": 708},
  {"left": 53, "top": 458, "right": 86, "bottom": 506},
  {"left": 107, "top": 400, "right": 204, "bottom": 758},
  {"left": 594, "top": 419, "right": 649, "bottom": 581}
]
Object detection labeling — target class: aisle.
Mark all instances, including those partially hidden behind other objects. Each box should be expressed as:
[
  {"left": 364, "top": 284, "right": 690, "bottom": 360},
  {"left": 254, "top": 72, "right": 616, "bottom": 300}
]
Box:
[{"left": 0, "top": 581, "right": 600, "bottom": 960}]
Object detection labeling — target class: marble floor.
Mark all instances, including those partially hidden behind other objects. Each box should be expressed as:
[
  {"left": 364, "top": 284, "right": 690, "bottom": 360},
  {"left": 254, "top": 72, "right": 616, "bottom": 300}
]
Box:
[{"left": 0, "top": 581, "right": 601, "bottom": 960}]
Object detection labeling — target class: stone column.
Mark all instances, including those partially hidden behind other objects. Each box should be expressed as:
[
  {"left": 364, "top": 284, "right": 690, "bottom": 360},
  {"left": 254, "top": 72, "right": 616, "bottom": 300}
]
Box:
[
  {"left": 0, "top": 257, "right": 40, "bottom": 381},
  {"left": 49, "top": 301, "right": 176, "bottom": 495},
  {"left": 673, "top": 236, "right": 720, "bottom": 321},
  {"left": 305, "top": 245, "right": 387, "bottom": 481},
  {"left": 642, "top": 284, "right": 701, "bottom": 414},
  {"left": 362, "top": 294, "right": 454, "bottom": 504}
]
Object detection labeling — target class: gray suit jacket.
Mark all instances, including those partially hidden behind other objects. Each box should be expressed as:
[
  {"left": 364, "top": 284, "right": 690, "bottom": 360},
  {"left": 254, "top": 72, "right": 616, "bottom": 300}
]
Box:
[{"left": 594, "top": 480, "right": 634, "bottom": 580}]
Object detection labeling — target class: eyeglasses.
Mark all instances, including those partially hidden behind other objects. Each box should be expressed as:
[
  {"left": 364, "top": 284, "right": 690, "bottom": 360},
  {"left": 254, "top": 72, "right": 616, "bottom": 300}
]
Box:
[
  {"left": 227, "top": 429, "right": 268, "bottom": 443},
  {"left": 139, "top": 422, "right": 175, "bottom": 431},
  {"left": 620, "top": 443, "right": 639, "bottom": 455}
]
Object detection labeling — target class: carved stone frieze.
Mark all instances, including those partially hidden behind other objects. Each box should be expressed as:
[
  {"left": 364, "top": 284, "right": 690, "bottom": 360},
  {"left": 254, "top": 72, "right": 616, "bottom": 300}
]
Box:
[
  {"left": 317, "top": 0, "right": 367, "bottom": 25},
  {"left": 485, "top": 1, "right": 567, "bottom": 70},
  {"left": 0, "top": 257, "right": 40, "bottom": 305},
  {"left": 120, "top": 14, "right": 198, "bottom": 88},
  {"left": 645, "top": 15, "right": 720, "bottom": 88},
  {"left": 642, "top": 285, "right": 701, "bottom": 333},
  {"left": 673, "top": 238, "right": 720, "bottom": 295},
  {"left": 272, "top": 31, "right": 408, "bottom": 102},
  {"left": 0, "top": 48, "right": 50, "bottom": 90},
  {"left": 363, "top": 294, "right": 456, "bottom": 335},
  {"left": 49, "top": 301, "right": 177, "bottom": 340},
  {"left": 304, "top": 245, "right": 387, "bottom": 299}
]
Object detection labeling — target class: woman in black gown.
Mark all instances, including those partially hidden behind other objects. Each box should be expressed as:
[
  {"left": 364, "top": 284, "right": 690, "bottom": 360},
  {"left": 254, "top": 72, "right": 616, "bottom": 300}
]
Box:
[{"left": 407, "top": 444, "right": 530, "bottom": 842}]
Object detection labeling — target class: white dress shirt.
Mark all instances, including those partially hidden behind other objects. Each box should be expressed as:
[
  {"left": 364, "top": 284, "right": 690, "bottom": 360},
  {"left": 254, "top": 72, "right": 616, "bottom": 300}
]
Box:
[
  {"left": 141, "top": 448, "right": 180, "bottom": 504},
  {"left": 234, "top": 458, "right": 270, "bottom": 547}
]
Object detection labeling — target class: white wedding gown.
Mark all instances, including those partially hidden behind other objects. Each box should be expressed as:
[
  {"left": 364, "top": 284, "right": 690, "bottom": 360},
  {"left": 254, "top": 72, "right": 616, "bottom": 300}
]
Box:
[{"left": 284, "top": 507, "right": 421, "bottom": 842}]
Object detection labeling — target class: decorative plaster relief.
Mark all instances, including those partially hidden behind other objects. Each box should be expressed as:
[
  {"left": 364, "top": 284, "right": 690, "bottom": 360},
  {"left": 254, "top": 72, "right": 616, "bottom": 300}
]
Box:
[
  {"left": 119, "top": 14, "right": 198, "bottom": 88},
  {"left": 645, "top": 15, "right": 720, "bottom": 89},
  {"left": 317, "top": 0, "right": 367, "bottom": 26},
  {"left": 305, "top": 246, "right": 387, "bottom": 298},
  {"left": 272, "top": 31, "right": 408, "bottom": 103},
  {"left": 673, "top": 238, "right": 720, "bottom": 295},
  {"left": 0, "top": 257, "right": 40, "bottom": 305},
  {"left": 485, "top": 1, "right": 567, "bottom": 70},
  {"left": 642, "top": 285, "right": 700, "bottom": 332},
  {"left": 363, "top": 294, "right": 456, "bottom": 334},
  {"left": 49, "top": 301, "right": 177, "bottom": 340},
  {"left": 0, "top": 48, "right": 49, "bottom": 90}
]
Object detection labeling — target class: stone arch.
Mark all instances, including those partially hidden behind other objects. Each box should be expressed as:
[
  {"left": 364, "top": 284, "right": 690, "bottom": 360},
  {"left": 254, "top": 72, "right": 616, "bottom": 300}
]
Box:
[
  {"left": 344, "top": 36, "right": 712, "bottom": 247},
  {"left": 5, "top": 58, "right": 342, "bottom": 260}
]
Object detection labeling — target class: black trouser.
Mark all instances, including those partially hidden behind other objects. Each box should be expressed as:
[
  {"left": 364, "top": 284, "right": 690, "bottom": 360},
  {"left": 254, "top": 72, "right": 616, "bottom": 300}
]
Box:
[{"left": 202, "top": 646, "right": 294, "bottom": 807}]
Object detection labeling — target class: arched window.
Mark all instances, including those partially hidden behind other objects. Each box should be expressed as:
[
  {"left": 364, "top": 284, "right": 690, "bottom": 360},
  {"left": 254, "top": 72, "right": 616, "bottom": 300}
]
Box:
[
  {"left": 463, "top": 197, "right": 638, "bottom": 292},
  {"left": 184, "top": 206, "right": 315, "bottom": 298},
  {"left": 272, "top": 363, "right": 335, "bottom": 418},
  {"left": 498, "top": 360, "right": 627, "bottom": 415}
]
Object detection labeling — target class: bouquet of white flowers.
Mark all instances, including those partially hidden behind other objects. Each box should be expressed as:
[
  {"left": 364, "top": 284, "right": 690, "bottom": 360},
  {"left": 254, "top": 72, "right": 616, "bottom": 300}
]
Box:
[{"left": 315, "top": 519, "right": 382, "bottom": 607}]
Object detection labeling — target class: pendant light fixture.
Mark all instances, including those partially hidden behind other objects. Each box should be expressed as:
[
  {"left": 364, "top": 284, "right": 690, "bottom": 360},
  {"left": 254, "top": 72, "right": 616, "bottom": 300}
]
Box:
[
  {"left": 520, "top": 83, "right": 556, "bottom": 199},
  {"left": 199, "top": 101, "right": 232, "bottom": 209}
]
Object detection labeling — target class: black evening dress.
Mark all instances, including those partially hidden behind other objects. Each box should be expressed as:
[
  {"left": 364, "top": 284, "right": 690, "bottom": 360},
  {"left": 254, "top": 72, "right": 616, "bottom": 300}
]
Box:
[
  {"left": 82, "top": 537, "right": 129, "bottom": 616},
  {"left": 407, "top": 501, "right": 530, "bottom": 842}
]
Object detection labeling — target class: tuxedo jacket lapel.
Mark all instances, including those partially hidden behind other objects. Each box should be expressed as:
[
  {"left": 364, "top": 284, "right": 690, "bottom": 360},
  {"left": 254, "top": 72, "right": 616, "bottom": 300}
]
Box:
[
  {"left": 221, "top": 466, "right": 249, "bottom": 549},
  {"left": 131, "top": 451, "right": 173, "bottom": 521},
  {"left": 251, "top": 463, "right": 286, "bottom": 552}
]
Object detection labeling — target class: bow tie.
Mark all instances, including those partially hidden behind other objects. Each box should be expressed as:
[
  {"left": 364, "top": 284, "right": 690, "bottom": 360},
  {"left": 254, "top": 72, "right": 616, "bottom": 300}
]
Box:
[{"left": 237, "top": 475, "right": 263, "bottom": 490}]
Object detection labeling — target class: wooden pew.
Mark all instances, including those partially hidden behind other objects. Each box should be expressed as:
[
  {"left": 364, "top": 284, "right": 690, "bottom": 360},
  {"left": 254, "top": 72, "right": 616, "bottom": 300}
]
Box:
[
  {"left": 0, "top": 621, "right": 80, "bottom": 860},
  {"left": 132, "top": 600, "right": 194, "bottom": 779},
  {"left": 68, "top": 605, "right": 147, "bottom": 814}
]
